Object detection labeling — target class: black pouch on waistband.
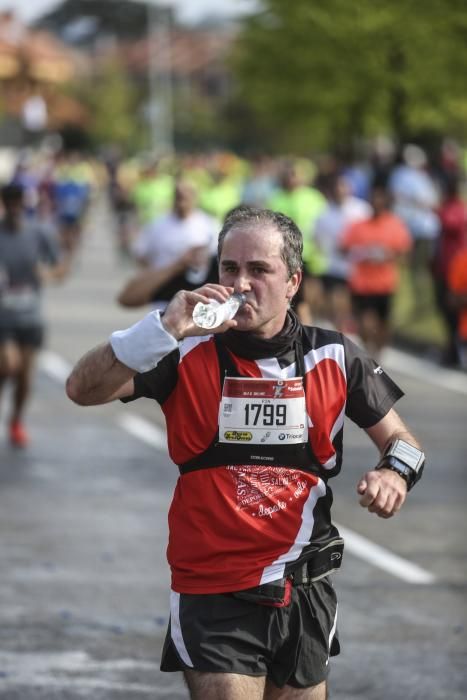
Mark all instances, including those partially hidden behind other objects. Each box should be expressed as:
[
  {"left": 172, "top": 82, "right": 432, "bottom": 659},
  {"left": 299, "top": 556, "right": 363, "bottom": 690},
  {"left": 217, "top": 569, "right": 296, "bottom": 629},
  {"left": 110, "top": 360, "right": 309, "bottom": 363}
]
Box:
[
  {"left": 231, "top": 577, "right": 292, "bottom": 607},
  {"left": 292, "top": 538, "right": 345, "bottom": 585}
]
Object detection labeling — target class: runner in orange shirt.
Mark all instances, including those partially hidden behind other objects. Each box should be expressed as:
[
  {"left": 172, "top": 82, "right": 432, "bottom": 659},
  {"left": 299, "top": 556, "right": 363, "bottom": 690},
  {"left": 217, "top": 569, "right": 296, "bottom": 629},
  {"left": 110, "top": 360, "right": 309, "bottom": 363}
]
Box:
[
  {"left": 447, "top": 246, "right": 467, "bottom": 369},
  {"left": 341, "top": 185, "right": 412, "bottom": 357}
]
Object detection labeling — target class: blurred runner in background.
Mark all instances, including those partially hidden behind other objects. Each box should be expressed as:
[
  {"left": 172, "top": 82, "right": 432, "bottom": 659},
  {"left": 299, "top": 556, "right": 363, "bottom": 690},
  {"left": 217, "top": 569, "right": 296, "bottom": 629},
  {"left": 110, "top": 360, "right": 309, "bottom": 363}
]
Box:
[
  {"left": 389, "top": 145, "right": 440, "bottom": 316},
  {"left": 119, "top": 180, "right": 218, "bottom": 310},
  {"left": 198, "top": 160, "right": 242, "bottom": 222},
  {"left": 313, "top": 172, "right": 371, "bottom": 331},
  {"left": 447, "top": 243, "right": 467, "bottom": 371},
  {"left": 0, "top": 183, "right": 69, "bottom": 447},
  {"left": 341, "top": 184, "right": 412, "bottom": 358},
  {"left": 268, "top": 161, "right": 326, "bottom": 323},
  {"left": 432, "top": 175, "right": 467, "bottom": 367},
  {"left": 53, "top": 152, "right": 92, "bottom": 254},
  {"left": 131, "top": 157, "right": 174, "bottom": 226},
  {"left": 241, "top": 154, "right": 276, "bottom": 207}
]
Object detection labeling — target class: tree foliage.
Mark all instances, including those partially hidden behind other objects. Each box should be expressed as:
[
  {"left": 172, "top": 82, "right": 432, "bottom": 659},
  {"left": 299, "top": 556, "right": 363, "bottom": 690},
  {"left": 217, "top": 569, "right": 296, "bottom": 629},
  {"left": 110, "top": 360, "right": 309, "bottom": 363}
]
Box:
[
  {"left": 69, "top": 60, "right": 144, "bottom": 153},
  {"left": 230, "top": 0, "right": 467, "bottom": 153}
]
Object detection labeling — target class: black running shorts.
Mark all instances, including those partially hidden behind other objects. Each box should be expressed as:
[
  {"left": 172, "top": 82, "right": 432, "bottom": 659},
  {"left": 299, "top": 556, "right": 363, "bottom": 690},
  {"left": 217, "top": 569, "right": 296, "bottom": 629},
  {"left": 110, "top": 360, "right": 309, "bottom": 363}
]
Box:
[
  {"left": 351, "top": 293, "right": 392, "bottom": 322},
  {"left": 0, "top": 325, "right": 44, "bottom": 349},
  {"left": 160, "top": 577, "right": 340, "bottom": 689}
]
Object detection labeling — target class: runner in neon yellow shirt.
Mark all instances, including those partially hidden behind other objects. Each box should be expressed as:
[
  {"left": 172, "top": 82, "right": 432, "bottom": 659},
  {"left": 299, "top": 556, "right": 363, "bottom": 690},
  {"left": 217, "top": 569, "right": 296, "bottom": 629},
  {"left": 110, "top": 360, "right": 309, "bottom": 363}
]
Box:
[{"left": 268, "top": 164, "right": 326, "bottom": 275}]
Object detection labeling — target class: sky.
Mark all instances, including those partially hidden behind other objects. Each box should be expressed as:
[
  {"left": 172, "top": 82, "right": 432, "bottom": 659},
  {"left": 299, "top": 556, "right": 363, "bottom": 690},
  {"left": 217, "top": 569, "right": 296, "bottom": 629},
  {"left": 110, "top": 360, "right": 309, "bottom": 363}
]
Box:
[{"left": 0, "top": 0, "right": 257, "bottom": 25}]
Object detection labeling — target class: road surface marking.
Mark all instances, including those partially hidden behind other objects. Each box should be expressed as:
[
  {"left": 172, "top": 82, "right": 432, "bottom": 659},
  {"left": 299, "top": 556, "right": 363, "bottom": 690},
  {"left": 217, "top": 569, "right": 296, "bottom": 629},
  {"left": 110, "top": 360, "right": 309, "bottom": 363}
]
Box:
[
  {"left": 382, "top": 347, "right": 467, "bottom": 396},
  {"left": 0, "top": 650, "right": 187, "bottom": 696},
  {"left": 38, "top": 351, "right": 168, "bottom": 452},
  {"left": 0, "top": 650, "right": 163, "bottom": 694},
  {"left": 336, "top": 523, "right": 436, "bottom": 584},
  {"left": 38, "top": 350, "right": 73, "bottom": 384},
  {"left": 116, "top": 413, "right": 167, "bottom": 451}
]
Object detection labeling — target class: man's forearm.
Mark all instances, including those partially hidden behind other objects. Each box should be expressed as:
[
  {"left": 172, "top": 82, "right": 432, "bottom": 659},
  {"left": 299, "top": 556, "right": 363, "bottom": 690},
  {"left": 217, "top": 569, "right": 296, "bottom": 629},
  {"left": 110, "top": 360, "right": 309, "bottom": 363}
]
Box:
[
  {"left": 380, "top": 428, "right": 422, "bottom": 454},
  {"left": 66, "top": 342, "right": 135, "bottom": 406},
  {"left": 118, "top": 260, "right": 185, "bottom": 307},
  {"left": 365, "top": 409, "right": 421, "bottom": 455}
]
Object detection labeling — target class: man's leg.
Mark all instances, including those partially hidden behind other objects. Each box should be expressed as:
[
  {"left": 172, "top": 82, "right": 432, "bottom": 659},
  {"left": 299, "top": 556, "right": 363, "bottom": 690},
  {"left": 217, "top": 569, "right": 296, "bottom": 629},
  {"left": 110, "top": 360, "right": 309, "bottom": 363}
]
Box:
[
  {"left": 0, "top": 352, "right": 9, "bottom": 399},
  {"left": 10, "top": 345, "right": 36, "bottom": 424},
  {"left": 0, "top": 339, "right": 19, "bottom": 413},
  {"left": 264, "top": 679, "right": 327, "bottom": 700},
  {"left": 356, "top": 307, "right": 383, "bottom": 357},
  {"left": 0, "top": 340, "right": 20, "bottom": 377},
  {"left": 7, "top": 344, "right": 37, "bottom": 446},
  {"left": 303, "top": 276, "right": 325, "bottom": 324},
  {"left": 184, "top": 669, "right": 265, "bottom": 700}
]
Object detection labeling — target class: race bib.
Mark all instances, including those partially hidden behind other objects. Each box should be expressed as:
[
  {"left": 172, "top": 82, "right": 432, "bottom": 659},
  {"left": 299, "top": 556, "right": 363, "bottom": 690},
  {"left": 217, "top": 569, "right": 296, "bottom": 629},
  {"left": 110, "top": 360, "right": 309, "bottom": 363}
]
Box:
[{"left": 219, "top": 377, "right": 308, "bottom": 445}]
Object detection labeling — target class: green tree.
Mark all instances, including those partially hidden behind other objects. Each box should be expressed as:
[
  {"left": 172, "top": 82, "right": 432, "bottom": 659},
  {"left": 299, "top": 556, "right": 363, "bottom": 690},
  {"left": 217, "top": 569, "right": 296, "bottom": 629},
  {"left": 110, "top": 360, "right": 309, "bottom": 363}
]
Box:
[
  {"left": 69, "top": 59, "right": 143, "bottom": 153},
  {"left": 230, "top": 0, "right": 467, "bottom": 153}
]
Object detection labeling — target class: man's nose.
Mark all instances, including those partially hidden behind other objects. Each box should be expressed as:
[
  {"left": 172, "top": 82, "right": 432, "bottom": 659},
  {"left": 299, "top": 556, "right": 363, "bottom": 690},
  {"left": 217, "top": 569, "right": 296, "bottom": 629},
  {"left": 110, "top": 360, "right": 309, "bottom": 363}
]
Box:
[{"left": 233, "top": 274, "right": 251, "bottom": 294}]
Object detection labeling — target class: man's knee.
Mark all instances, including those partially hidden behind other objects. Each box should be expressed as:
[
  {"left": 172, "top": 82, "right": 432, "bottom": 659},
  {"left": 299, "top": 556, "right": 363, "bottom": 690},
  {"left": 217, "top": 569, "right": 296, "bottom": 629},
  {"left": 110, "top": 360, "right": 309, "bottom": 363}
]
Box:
[
  {"left": 264, "top": 678, "right": 327, "bottom": 700},
  {"left": 0, "top": 342, "right": 22, "bottom": 376},
  {"left": 184, "top": 669, "right": 265, "bottom": 700}
]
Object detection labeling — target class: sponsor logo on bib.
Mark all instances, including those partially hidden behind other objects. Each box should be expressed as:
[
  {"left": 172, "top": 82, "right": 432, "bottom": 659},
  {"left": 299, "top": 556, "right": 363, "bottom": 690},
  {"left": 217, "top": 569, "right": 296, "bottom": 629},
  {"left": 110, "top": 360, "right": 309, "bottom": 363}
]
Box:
[{"left": 223, "top": 430, "right": 253, "bottom": 442}]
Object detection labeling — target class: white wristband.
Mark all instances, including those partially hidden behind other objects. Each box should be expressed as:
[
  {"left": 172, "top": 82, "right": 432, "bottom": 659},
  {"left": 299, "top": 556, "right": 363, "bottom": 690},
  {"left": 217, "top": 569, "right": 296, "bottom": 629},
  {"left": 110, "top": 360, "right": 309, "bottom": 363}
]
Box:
[{"left": 109, "top": 310, "right": 179, "bottom": 373}]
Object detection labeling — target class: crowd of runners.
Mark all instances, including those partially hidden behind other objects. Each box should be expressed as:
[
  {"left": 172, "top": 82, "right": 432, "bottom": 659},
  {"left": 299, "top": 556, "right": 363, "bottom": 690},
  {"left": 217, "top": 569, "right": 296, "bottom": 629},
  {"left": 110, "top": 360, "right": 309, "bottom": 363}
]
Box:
[
  {"left": 106, "top": 144, "right": 467, "bottom": 365},
  {"left": 0, "top": 142, "right": 466, "bottom": 447}
]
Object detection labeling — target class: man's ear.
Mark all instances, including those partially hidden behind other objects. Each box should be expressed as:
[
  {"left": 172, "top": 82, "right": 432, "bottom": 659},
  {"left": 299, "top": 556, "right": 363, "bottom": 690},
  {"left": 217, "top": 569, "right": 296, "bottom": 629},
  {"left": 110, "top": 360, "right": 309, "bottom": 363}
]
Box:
[{"left": 287, "top": 268, "right": 302, "bottom": 299}]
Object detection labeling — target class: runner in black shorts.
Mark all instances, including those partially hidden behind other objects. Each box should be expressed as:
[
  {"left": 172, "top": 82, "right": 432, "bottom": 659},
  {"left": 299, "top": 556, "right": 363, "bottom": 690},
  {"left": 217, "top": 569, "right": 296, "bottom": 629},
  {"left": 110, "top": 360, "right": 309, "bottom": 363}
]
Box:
[
  {"left": 67, "top": 205, "right": 425, "bottom": 700},
  {"left": 341, "top": 185, "right": 412, "bottom": 358},
  {"left": 351, "top": 293, "right": 392, "bottom": 322},
  {"left": 0, "top": 184, "right": 67, "bottom": 447},
  {"left": 0, "top": 326, "right": 44, "bottom": 348},
  {"left": 161, "top": 577, "right": 339, "bottom": 689}
]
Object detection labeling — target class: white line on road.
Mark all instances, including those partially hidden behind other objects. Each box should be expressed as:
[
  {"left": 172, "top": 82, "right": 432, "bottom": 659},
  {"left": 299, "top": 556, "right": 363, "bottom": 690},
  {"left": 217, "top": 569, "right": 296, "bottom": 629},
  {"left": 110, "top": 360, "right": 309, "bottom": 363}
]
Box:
[
  {"left": 38, "top": 350, "right": 73, "bottom": 384},
  {"left": 39, "top": 350, "right": 168, "bottom": 452},
  {"left": 39, "top": 348, "right": 439, "bottom": 584},
  {"left": 0, "top": 677, "right": 166, "bottom": 695},
  {"left": 382, "top": 347, "right": 467, "bottom": 396},
  {"left": 0, "top": 650, "right": 166, "bottom": 695},
  {"left": 0, "top": 649, "right": 156, "bottom": 673},
  {"left": 116, "top": 413, "right": 168, "bottom": 452},
  {"left": 336, "top": 523, "right": 436, "bottom": 584}
]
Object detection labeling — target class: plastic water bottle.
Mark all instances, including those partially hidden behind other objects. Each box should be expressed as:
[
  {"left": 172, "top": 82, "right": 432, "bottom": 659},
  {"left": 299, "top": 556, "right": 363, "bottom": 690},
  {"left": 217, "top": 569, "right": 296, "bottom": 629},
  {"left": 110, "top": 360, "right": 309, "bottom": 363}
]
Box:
[{"left": 192, "top": 293, "right": 246, "bottom": 329}]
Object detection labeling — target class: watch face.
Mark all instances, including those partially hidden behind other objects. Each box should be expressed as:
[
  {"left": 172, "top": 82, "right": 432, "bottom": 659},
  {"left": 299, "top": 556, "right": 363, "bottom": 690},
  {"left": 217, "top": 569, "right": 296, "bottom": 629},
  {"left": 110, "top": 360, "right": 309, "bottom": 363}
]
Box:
[{"left": 383, "top": 455, "right": 422, "bottom": 490}]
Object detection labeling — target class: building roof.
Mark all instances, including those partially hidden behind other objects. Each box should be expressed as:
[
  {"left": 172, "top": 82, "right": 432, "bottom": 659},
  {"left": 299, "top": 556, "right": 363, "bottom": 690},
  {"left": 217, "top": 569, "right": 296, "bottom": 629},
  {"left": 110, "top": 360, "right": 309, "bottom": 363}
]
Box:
[
  {"left": 116, "top": 27, "right": 235, "bottom": 77},
  {"left": 0, "top": 10, "right": 85, "bottom": 83}
]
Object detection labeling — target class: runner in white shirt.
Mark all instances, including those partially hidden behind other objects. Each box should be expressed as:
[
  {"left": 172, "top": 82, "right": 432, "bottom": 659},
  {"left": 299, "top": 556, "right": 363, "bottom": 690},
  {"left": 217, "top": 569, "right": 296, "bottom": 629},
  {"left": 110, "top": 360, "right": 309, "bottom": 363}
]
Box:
[
  {"left": 313, "top": 173, "right": 371, "bottom": 331},
  {"left": 129, "top": 180, "right": 219, "bottom": 311}
]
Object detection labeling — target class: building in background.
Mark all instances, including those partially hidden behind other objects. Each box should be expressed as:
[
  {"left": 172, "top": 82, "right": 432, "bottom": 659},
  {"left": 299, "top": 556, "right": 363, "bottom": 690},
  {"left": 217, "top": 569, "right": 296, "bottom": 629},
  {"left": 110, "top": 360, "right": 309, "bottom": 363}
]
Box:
[
  {"left": 0, "top": 10, "right": 89, "bottom": 147},
  {"left": 33, "top": 0, "right": 237, "bottom": 152}
]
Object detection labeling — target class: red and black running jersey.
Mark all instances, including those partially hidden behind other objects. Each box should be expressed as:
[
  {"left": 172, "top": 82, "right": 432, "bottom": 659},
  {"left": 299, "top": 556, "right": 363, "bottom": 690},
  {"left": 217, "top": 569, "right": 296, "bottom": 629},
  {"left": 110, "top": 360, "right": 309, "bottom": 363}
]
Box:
[{"left": 122, "top": 325, "right": 403, "bottom": 594}]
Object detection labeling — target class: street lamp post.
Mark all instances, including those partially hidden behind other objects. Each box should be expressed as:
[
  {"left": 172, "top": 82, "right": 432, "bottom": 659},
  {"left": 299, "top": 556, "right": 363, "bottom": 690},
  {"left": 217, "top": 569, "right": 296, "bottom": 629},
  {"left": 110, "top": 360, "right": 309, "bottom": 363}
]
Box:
[{"left": 147, "top": 0, "right": 174, "bottom": 155}]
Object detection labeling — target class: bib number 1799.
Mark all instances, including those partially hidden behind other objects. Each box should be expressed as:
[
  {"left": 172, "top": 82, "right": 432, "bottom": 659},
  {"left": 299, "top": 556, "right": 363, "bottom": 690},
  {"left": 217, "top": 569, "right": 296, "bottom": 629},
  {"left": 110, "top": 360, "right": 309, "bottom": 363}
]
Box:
[{"left": 244, "top": 403, "right": 286, "bottom": 426}]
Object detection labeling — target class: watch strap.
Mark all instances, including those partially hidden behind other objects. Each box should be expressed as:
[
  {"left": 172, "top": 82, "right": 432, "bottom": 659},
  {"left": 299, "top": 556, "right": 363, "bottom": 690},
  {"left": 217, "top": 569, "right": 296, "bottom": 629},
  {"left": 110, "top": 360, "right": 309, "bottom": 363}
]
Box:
[{"left": 376, "top": 455, "right": 413, "bottom": 489}]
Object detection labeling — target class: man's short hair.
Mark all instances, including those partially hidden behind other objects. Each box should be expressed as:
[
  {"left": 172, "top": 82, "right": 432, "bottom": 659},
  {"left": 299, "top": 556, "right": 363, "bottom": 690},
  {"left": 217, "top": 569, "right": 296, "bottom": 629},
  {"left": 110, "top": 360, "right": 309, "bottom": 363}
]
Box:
[{"left": 218, "top": 205, "right": 303, "bottom": 278}]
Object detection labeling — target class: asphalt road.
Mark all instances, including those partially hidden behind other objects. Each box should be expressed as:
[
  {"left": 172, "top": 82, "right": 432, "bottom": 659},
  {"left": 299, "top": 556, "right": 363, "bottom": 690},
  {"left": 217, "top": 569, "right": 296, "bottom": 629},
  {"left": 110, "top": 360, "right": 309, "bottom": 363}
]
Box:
[{"left": 0, "top": 196, "right": 466, "bottom": 699}]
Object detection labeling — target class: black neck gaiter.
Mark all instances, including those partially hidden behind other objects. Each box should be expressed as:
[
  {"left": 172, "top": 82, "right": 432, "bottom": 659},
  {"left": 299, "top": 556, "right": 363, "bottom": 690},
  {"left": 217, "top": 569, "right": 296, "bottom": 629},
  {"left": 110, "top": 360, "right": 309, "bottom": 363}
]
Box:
[{"left": 218, "top": 310, "right": 302, "bottom": 360}]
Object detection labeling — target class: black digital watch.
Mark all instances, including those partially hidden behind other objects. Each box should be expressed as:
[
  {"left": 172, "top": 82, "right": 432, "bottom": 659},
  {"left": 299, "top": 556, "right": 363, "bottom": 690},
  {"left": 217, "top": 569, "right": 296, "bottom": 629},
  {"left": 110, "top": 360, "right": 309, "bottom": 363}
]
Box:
[{"left": 375, "top": 439, "right": 425, "bottom": 491}]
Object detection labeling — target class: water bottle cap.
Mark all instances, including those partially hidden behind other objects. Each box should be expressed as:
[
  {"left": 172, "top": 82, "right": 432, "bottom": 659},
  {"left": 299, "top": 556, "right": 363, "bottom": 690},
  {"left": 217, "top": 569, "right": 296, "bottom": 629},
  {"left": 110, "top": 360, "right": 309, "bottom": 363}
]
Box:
[{"left": 233, "top": 293, "right": 246, "bottom": 306}]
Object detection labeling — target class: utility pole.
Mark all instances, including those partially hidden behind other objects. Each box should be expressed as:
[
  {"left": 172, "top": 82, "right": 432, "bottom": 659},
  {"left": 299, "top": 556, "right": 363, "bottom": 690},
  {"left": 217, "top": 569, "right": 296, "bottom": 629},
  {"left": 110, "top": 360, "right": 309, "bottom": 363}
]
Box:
[{"left": 147, "top": 1, "right": 174, "bottom": 155}]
